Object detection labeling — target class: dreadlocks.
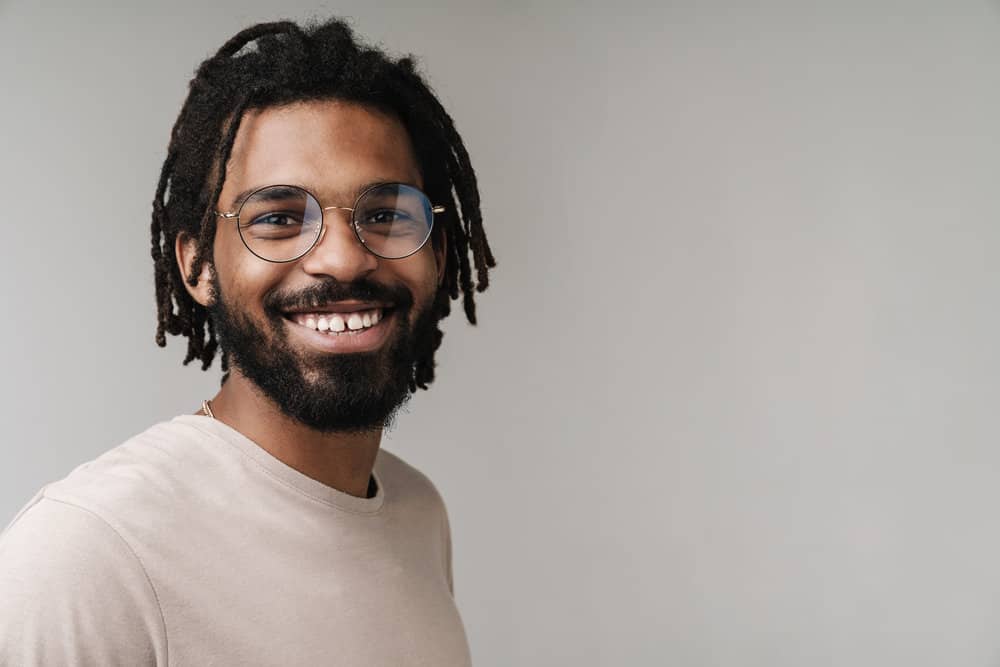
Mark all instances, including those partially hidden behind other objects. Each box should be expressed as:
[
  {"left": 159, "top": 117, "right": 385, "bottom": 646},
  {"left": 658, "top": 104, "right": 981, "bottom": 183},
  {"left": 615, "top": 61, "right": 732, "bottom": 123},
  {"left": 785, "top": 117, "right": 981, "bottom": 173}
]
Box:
[{"left": 150, "top": 18, "right": 495, "bottom": 391}]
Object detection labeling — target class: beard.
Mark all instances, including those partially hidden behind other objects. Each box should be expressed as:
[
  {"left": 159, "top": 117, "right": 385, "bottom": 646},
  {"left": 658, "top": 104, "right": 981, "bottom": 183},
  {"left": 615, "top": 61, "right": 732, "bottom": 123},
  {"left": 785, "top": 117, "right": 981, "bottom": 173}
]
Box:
[{"left": 206, "top": 266, "right": 438, "bottom": 434}]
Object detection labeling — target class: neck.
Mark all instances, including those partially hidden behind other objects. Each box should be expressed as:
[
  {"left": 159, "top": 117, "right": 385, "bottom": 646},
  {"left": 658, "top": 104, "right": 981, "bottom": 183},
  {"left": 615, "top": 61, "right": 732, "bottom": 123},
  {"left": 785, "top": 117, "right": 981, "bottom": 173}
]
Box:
[{"left": 202, "top": 369, "right": 382, "bottom": 499}]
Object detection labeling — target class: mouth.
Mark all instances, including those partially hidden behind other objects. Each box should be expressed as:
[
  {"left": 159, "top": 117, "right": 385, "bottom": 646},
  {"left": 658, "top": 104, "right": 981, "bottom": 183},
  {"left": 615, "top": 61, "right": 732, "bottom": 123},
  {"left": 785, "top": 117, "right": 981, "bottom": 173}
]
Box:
[{"left": 280, "top": 303, "right": 397, "bottom": 353}]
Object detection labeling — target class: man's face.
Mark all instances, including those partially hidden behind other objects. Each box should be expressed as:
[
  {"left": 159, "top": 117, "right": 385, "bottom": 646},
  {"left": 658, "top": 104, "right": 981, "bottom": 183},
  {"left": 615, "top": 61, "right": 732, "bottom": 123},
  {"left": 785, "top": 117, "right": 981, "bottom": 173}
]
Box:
[{"left": 202, "top": 99, "right": 445, "bottom": 433}]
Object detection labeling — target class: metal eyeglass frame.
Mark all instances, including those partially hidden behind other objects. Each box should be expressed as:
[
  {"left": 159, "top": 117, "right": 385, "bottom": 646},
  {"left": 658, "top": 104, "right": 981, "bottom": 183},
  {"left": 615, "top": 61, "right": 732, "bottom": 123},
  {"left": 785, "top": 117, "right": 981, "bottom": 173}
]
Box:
[{"left": 214, "top": 182, "right": 445, "bottom": 263}]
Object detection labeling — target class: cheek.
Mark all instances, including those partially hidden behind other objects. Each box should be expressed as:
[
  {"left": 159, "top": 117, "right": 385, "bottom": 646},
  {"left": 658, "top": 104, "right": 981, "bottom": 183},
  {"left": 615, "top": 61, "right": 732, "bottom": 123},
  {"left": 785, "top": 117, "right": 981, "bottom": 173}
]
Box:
[
  {"left": 213, "top": 231, "right": 284, "bottom": 306},
  {"left": 399, "top": 249, "right": 440, "bottom": 299}
]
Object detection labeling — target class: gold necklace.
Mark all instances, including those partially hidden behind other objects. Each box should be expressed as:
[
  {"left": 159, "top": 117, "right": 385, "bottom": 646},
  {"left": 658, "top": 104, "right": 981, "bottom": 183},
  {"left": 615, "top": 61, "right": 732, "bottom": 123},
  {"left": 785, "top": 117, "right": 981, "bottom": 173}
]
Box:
[{"left": 202, "top": 399, "right": 215, "bottom": 419}]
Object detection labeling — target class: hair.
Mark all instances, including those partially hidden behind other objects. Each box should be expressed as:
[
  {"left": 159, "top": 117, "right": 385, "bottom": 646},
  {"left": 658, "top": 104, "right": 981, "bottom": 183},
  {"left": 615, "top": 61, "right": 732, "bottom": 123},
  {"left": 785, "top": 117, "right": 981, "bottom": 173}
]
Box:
[{"left": 150, "top": 18, "right": 495, "bottom": 390}]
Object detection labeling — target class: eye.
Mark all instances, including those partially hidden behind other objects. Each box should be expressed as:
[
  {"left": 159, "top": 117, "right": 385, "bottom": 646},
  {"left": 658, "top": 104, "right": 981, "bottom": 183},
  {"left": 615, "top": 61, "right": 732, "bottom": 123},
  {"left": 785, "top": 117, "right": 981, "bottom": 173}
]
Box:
[
  {"left": 247, "top": 212, "right": 302, "bottom": 227},
  {"left": 363, "top": 209, "right": 412, "bottom": 225}
]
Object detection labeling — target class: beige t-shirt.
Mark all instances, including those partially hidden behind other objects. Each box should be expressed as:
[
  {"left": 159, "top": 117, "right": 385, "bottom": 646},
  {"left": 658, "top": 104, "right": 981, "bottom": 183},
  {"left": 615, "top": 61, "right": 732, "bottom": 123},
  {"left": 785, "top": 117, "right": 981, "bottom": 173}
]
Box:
[{"left": 0, "top": 414, "right": 471, "bottom": 666}]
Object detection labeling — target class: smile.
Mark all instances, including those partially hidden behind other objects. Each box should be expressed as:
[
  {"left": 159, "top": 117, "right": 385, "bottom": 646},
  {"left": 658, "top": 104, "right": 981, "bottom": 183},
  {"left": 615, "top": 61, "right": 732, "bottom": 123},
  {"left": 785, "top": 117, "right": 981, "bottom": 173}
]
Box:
[
  {"left": 287, "top": 307, "right": 386, "bottom": 334},
  {"left": 281, "top": 306, "right": 396, "bottom": 353}
]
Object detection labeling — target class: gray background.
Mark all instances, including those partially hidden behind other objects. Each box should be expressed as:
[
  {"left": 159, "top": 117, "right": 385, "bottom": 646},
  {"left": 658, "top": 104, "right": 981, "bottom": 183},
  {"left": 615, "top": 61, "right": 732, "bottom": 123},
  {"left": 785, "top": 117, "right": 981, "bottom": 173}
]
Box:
[{"left": 2, "top": 1, "right": 1000, "bottom": 665}]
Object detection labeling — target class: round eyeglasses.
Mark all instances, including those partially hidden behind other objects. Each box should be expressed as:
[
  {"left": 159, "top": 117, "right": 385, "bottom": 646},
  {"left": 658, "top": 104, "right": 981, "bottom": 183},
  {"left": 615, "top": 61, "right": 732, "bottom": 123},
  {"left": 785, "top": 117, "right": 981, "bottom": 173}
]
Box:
[{"left": 214, "top": 182, "right": 444, "bottom": 263}]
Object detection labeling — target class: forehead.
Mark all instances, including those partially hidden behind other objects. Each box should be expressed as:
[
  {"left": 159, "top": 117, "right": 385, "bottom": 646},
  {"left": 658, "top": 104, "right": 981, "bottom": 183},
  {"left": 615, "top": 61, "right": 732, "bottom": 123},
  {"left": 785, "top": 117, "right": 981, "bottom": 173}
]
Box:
[{"left": 220, "top": 99, "right": 422, "bottom": 205}]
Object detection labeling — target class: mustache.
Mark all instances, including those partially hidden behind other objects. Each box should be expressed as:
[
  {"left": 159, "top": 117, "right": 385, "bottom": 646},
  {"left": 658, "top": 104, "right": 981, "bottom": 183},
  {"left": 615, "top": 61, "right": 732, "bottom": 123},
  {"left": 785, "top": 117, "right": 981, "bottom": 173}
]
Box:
[{"left": 263, "top": 277, "right": 414, "bottom": 315}]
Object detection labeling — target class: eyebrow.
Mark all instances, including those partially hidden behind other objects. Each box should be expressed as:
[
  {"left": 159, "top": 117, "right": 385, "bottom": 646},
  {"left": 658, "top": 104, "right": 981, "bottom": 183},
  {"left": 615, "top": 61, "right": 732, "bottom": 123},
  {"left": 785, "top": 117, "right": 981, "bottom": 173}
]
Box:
[{"left": 225, "top": 179, "right": 420, "bottom": 211}]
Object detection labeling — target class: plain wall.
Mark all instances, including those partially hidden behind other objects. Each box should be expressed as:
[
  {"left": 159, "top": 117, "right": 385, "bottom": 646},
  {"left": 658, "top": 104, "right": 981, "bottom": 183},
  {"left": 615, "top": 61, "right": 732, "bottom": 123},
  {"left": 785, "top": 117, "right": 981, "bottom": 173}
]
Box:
[{"left": 2, "top": 1, "right": 1000, "bottom": 665}]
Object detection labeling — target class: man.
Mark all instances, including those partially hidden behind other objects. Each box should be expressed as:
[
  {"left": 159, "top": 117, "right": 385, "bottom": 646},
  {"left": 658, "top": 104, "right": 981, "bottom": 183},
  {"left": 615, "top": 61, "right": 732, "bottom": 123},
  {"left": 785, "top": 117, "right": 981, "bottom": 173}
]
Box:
[{"left": 0, "top": 17, "right": 494, "bottom": 666}]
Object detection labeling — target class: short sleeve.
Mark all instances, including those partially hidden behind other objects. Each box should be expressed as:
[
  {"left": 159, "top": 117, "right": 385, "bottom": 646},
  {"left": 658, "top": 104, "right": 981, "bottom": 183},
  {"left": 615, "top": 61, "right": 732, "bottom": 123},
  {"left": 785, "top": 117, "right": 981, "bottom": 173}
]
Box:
[{"left": 0, "top": 497, "right": 167, "bottom": 666}]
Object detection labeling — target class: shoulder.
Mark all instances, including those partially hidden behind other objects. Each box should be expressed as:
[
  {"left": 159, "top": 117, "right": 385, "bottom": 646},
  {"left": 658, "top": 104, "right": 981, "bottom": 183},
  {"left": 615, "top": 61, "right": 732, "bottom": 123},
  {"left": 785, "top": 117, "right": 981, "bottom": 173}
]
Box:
[
  {"left": 2, "top": 415, "right": 231, "bottom": 586},
  {"left": 0, "top": 416, "right": 217, "bottom": 664},
  {"left": 375, "top": 447, "right": 449, "bottom": 509},
  {"left": 1, "top": 495, "right": 151, "bottom": 590},
  {"left": 375, "top": 449, "right": 456, "bottom": 521},
  {"left": 34, "top": 415, "right": 232, "bottom": 525},
  {"left": 0, "top": 496, "right": 167, "bottom": 664},
  {"left": 375, "top": 450, "right": 459, "bottom": 593}
]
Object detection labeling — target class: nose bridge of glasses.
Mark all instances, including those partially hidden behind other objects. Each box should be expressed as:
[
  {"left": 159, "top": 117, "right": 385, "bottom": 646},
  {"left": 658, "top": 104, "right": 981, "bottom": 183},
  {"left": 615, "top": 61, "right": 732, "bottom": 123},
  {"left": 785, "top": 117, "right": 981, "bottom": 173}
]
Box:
[
  {"left": 320, "top": 204, "right": 358, "bottom": 231},
  {"left": 313, "top": 204, "right": 360, "bottom": 251},
  {"left": 316, "top": 205, "right": 357, "bottom": 240},
  {"left": 322, "top": 205, "right": 356, "bottom": 214}
]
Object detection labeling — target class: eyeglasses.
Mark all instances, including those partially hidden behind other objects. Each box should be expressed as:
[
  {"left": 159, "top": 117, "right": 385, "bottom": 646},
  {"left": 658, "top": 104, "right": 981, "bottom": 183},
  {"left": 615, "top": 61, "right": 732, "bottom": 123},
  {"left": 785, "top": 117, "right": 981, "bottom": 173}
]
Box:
[{"left": 214, "top": 182, "right": 444, "bottom": 263}]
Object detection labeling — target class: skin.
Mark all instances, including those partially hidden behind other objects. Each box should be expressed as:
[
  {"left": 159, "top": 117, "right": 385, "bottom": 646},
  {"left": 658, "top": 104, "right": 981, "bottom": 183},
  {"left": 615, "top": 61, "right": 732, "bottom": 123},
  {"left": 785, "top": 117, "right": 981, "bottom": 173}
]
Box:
[{"left": 176, "top": 99, "right": 446, "bottom": 498}]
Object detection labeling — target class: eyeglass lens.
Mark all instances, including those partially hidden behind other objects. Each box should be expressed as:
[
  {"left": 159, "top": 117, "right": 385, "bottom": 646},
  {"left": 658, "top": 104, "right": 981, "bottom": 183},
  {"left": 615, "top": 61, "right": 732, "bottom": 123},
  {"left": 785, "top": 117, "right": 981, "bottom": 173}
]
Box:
[{"left": 236, "top": 183, "right": 434, "bottom": 262}]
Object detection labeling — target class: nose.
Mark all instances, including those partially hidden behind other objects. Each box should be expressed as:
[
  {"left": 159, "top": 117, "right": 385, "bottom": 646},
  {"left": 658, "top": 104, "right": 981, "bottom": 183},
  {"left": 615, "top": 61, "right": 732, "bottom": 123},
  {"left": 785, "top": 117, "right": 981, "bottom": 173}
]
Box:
[{"left": 297, "top": 208, "right": 379, "bottom": 281}]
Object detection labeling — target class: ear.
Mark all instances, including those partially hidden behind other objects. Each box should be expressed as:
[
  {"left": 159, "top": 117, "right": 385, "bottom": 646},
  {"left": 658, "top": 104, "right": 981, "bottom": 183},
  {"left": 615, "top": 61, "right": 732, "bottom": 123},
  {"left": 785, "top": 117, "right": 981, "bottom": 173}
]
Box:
[{"left": 175, "top": 231, "right": 215, "bottom": 307}]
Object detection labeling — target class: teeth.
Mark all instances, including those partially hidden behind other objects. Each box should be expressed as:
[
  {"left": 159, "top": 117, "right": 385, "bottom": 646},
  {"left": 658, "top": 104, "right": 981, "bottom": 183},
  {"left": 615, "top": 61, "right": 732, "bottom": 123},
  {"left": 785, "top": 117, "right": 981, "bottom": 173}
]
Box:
[{"left": 290, "top": 307, "right": 385, "bottom": 334}]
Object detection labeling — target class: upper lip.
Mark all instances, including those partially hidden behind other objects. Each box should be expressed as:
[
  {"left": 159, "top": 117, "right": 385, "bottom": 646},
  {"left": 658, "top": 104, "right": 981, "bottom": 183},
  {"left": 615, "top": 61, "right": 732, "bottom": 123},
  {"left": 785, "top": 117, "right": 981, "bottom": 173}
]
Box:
[{"left": 282, "top": 301, "right": 393, "bottom": 315}]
